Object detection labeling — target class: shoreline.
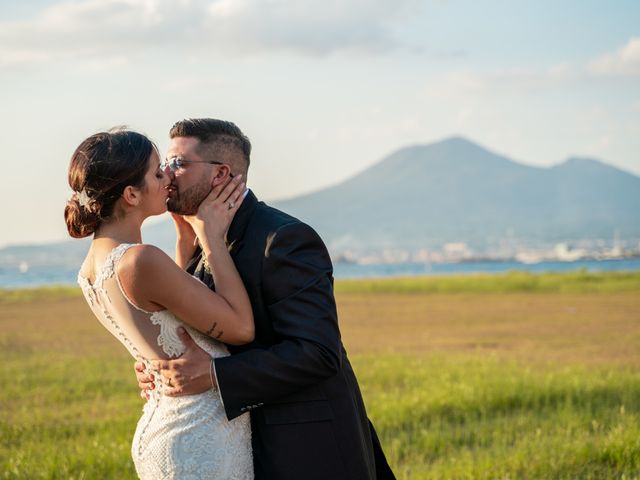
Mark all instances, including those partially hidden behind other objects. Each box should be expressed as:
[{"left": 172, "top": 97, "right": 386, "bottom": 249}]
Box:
[
  {"left": 3, "top": 257, "right": 640, "bottom": 289},
  {"left": 2, "top": 269, "right": 639, "bottom": 298}
]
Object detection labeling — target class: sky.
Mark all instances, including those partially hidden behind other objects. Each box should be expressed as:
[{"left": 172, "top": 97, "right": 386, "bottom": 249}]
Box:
[{"left": 1, "top": 0, "right": 639, "bottom": 247}]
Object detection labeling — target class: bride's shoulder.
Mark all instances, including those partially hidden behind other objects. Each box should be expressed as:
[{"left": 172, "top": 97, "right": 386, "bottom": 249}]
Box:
[
  {"left": 115, "top": 244, "right": 175, "bottom": 311},
  {"left": 116, "top": 243, "right": 173, "bottom": 276}
]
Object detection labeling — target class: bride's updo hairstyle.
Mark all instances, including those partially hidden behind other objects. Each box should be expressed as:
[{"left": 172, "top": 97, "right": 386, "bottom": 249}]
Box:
[{"left": 65, "top": 129, "right": 156, "bottom": 238}]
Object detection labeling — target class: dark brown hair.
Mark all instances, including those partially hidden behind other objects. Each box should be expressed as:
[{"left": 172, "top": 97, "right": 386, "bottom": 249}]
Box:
[
  {"left": 64, "top": 129, "right": 156, "bottom": 238},
  {"left": 169, "top": 118, "right": 251, "bottom": 166}
]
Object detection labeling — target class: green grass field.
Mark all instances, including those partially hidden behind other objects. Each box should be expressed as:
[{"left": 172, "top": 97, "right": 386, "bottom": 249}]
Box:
[{"left": 1, "top": 271, "right": 639, "bottom": 479}]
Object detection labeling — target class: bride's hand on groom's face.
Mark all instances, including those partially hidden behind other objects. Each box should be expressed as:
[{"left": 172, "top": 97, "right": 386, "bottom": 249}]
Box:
[
  {"left": 184, "top": 174, "right": 246, "bottom": 244},
  {"left": 171, "top": 213, "right": 196, "bottom": 238},
  {"left": 171, "top": 213, "right": 198, "bottom": 257}
]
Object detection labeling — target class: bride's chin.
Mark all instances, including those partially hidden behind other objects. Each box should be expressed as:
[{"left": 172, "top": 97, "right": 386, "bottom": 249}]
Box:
[{"left": 149, "top": 204, "right": 168, "bottom": 217}]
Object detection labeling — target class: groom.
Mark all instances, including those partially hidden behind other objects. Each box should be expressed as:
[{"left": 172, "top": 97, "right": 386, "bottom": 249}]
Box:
[{"left": 135, "top": 118, "right": 395, "bottom": 479}]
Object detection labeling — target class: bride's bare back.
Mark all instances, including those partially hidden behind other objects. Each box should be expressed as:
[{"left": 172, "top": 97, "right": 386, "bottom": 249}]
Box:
[{"left": 79, "top": 243, "right": 199, "bottom": 361}]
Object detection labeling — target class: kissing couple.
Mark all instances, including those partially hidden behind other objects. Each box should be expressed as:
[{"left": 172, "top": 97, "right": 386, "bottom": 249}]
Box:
[{"left": 66, "top": 118, "right": 395, "bottom": 479}]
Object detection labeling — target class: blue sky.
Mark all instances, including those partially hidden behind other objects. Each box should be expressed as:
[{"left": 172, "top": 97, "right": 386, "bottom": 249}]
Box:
[{"left": 1, "top": 0, "right": 638, "bottom": 247}]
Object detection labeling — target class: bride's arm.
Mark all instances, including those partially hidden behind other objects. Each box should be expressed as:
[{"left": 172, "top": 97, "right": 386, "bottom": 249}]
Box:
[
  {"left": 121, "top": 176, "right": 254, "bottom": 345},
  {"left": 172, "top": 213, "right": 197, "bottom": 269},
  {"left": 128, "top": 247, "right": 253, "bottom": 345}
]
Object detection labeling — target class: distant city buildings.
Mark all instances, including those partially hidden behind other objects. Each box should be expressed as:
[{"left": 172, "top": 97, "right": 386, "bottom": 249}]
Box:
[{"left": 329, "top": 237, "right": 640, "bottom": 265}]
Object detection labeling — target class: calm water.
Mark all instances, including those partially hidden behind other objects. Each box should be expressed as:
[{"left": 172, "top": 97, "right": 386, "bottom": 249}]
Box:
[
  {"left": 333, "top": 258, "right": 640, "bottom": 279},
  {"left": 1, "top": 258, "right": 640, "bottom": 289}
]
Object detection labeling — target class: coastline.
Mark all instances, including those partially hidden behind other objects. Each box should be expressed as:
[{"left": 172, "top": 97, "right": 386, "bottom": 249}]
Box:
[{"left": 3, "top": 269, "right": 640, "bottom": 297}]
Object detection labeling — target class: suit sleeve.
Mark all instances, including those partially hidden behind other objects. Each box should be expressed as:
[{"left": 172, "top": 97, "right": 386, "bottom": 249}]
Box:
[
  {"left": 213, "top": 221, "right": 342, "bottom": 420},
  {"left": 185, "top": 246, "right": 203, "bottom": 275}
]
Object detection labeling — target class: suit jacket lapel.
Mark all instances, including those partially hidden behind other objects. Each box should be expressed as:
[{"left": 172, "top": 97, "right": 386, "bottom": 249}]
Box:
[
  {"left": 226, "top": 189, "right": 258, "bottom": 259},
  {"left": 187, "top": 189, "right": 259, "bottom": 288}
]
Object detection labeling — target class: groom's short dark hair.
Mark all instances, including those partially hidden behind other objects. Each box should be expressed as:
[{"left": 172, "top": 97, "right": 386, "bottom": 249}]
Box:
[{"left": 170, "top": 118, "right": 251, "bottom": 167}]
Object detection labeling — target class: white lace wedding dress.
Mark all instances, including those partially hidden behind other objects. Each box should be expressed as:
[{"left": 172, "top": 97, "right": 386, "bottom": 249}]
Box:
[{"left": 77, "top": 243, "right": 253, "bottom": 480}]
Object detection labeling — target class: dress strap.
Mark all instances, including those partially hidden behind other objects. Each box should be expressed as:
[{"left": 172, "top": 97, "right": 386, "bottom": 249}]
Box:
[
  {"left": 89, "top": 243, "right": 138, "bottom": 305},
  {"left": 99, "top": 243, "right": 138, "bottom": 284}
]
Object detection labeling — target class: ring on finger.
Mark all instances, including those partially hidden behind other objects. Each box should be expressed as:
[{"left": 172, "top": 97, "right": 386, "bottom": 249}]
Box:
[{"left": 228, "top": 201, "right": 235, "bottom": 209}]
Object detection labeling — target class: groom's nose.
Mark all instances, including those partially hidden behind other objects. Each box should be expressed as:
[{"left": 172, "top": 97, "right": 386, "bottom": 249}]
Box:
[{"left": 163, "top": 164, "right": 175, "bottom": 179}]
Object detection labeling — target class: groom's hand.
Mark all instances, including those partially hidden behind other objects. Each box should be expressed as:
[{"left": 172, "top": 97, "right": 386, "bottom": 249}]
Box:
[
  {"left": 152, "top": 328, "right": 216, "bottom": 397},
  {"left": 134, "top": 361, "right": 155, "bottom": 400}
]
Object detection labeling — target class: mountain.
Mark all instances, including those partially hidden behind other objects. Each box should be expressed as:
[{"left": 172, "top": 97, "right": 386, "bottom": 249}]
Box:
[
  {"left": 2, "top": 136, "right": 638, "bottom": 267},
  {"left": 271, "top": 137, "right": 640, "bottom": 251}
]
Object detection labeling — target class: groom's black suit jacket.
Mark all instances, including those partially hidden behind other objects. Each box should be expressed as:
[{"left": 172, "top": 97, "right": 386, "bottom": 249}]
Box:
[{"left": 187, "top": 191, "right": 394, "bottom": 480}]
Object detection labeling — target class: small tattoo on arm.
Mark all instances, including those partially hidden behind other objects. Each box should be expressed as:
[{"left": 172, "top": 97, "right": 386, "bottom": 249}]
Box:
[
  {"left": 215, "top": 330, "right": 224, "bottom": 339},
  {"left": 205, "top": 322, "right": 217, "bottom": 336}
]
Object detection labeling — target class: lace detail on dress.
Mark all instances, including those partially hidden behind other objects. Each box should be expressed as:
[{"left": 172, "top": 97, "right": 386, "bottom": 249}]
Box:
[
  {"left": 92, "top": 243, "right": 132, "bottom": 303},
  {"left": 150, "top": 310, "right": 186, "bottom": 358},
  {"left": 77, "top": 244, "right": 138, "bottom": 353},
  {"left": 149, "top": 310, "right": 230, "bottom": 367},
  {"left": 132, "top": 389, "right": 253, "bottom": 480},
  {"left": 77, "top": 243, "right": 253, "bottom": 479}
]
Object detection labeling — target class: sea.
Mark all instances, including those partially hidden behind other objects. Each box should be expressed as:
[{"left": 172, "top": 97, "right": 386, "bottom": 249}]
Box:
[{"left": 2, "top": 258, "right": 640, "bottom": 289}]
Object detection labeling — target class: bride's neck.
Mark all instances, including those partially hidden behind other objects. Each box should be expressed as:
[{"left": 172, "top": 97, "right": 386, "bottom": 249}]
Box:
[{"left": 94, "top": 214, "right": 143, "bottom": 245}]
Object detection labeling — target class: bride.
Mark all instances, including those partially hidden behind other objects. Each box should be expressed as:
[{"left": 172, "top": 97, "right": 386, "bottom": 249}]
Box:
[{"left": 65, "top": 128, "right": 254, "bottom": 479}]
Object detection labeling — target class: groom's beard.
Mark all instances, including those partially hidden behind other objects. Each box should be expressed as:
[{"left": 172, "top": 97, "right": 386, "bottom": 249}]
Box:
[{"left": 167, "top": 180, "right": 211, "bottom": 215}]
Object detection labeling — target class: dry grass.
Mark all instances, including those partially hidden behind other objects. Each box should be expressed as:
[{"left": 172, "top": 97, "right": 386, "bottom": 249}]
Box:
[
  {"left": 2, "top": 288, "right": 639, "bottom": 366},
  {"left": 337, "top": 291, "right": 640, "bottom": 367},
  {"left": 0, "top": 296, "right": 123, "bottom": 356}
]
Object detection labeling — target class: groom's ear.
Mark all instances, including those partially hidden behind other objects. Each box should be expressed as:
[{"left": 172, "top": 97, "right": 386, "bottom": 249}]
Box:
[{"left": 210, "top": 165, "right": 232, "bottom": 187}]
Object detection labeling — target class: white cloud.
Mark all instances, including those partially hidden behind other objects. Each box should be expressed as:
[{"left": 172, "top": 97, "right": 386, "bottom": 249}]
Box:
[
  {"left": 422, "top": 64, "right": 579, "bottom": 99},
  {"left": 161, "top": 75, "right": 229, "bottom": 92},
  {"left": 0, "top": 0, "right": 177, "bottom": 67},
  {"left": 588, "top": 37, "right": 640, "bottom": 77},
  {"left": 421, "top": 38, "right": 640, "bottom": 95},
  {"left": 39, "top": 0, "right": 166, "bottom": 30},
  {"left": 0, "top": 0, "right": 421, "bottom": 68},
  {"left": 203, "top": 0, "right": 420, "bottom": 56}
]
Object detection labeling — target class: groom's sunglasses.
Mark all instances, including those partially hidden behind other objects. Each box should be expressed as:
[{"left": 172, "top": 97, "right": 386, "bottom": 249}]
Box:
[{"left": 161, "top": 157, "right": 224, "bottom": 172}]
